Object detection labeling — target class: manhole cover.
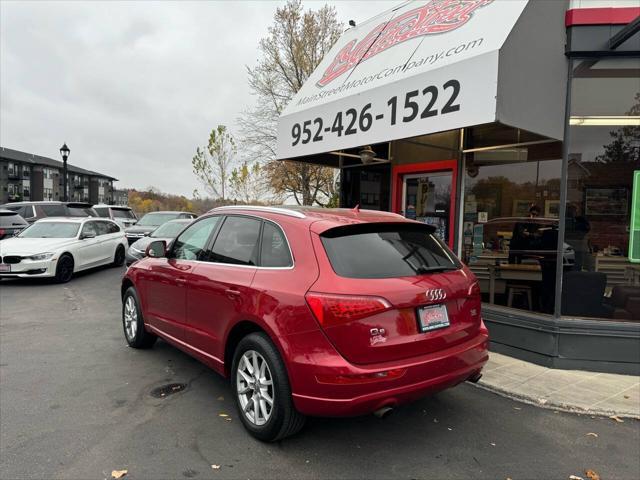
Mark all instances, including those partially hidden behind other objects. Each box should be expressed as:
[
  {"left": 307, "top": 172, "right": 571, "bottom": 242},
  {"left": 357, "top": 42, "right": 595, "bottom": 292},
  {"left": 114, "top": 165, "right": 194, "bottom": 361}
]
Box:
[{"left": 150, "top": 383, "right": 187, "bottom": 398}]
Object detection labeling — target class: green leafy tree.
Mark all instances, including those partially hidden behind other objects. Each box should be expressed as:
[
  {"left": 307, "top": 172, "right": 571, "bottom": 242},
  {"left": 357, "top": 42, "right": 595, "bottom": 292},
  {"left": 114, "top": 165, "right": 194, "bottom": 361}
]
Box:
[
  {"left": 192, "top": 125, "right": 236, "bottom": 200},
  {"left": 239, "top": 0, "right": 342, "bottom": 205}
]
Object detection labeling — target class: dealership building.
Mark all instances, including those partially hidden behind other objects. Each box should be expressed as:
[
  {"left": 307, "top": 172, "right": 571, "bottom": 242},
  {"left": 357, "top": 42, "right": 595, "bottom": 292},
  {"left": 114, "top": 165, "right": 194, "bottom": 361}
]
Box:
[{"left": 277, "top": 0, "right": 640, "bottom": 373}]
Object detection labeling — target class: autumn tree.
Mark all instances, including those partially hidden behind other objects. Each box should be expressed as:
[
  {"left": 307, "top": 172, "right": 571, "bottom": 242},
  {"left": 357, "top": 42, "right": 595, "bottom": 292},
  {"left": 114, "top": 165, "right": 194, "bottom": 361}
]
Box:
[
  {"left": 239, "top": 0, "right": 342, "bottom": 206},
  {"left": 229, "top": 161, "right": 279, "bottom": 204},
  {"left": 192, "top": 125, "right": 236, "bottom": 201}
]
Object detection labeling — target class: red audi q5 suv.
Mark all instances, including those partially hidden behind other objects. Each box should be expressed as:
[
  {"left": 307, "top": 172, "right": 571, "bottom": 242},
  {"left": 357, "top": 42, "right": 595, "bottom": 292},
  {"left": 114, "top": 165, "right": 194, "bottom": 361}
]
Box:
[{"left": 121, "top": 206, "right": 488, "bottom": 441}]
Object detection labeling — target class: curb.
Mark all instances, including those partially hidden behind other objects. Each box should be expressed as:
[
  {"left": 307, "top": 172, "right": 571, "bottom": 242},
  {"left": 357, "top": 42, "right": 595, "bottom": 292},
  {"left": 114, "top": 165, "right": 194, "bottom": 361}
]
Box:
[{"left": 470, "top": 381, "right": 640, "bottom": 420}]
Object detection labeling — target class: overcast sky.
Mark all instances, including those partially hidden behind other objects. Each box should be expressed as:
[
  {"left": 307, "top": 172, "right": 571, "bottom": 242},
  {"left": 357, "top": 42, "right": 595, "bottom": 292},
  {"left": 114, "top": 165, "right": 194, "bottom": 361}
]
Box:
[{"left": 1, "top": 0, "right": 398, "bottom": 197}]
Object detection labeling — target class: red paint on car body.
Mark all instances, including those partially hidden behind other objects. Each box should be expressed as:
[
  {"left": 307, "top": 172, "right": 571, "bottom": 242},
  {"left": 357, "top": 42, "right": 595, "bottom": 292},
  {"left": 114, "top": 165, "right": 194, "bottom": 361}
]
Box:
[{"left": 123, "top": 207, "right": 488, "bottom": 417}]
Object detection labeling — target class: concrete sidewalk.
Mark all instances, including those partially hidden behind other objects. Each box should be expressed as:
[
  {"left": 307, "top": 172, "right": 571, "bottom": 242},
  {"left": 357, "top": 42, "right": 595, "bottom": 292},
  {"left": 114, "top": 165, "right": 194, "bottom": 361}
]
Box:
[{"left": 476, "top": 352, "right": 640, "bottom": 419}]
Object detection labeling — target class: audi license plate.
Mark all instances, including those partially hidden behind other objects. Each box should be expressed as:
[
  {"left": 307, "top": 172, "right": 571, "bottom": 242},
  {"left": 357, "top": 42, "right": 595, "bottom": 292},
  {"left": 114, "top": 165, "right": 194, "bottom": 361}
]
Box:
[
  {"left": 418, "top": 304, "right": 449, "bottom": 332},
  {"left": 0, "top": 264, "right": 10, "bottom": 273}
]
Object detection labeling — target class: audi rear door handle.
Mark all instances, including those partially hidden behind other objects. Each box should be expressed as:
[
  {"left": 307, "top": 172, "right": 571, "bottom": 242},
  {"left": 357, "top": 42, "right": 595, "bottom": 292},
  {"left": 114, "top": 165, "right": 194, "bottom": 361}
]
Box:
[
  {"left": 225, "top": 289, "right": 241, "bottom": 298},
  {"left": 176, "top": 277, "right": 188, "bottom": 286}
]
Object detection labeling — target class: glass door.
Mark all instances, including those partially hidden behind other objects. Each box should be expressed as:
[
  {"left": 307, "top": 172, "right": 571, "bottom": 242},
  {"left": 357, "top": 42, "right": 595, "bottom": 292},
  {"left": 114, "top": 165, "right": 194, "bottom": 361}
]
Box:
[{"left": 401, "top": 171, "right": 453, "bottom": 244}]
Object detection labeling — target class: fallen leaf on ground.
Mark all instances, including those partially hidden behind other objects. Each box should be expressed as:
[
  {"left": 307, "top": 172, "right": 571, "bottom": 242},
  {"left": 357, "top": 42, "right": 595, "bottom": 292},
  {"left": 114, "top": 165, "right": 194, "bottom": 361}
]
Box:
[
  {"left": 447, "top": 427, "right": 452, "bottom": 431},
  {"left": 569, "top": 475, "right": 584, "bottom": 480},
  {"left": 538, "top": 398, "right": 548, "bottom": 405},
  {"left": 225, "top": 417, "right": 232, "bottom": 422},
  {"left": 218, "top": 413, "right": 229, "bottom": 417},
  {"left": 513, "top": 407, "right": 522, "bottom": 410},
  {"left": 217, "top": 396, "right": 224, "bottom": 401},
  {"left": 586, "top": 432, "right": 598, "bottom": 438},
  {"left": 111, "top": 470, "right": 128, "bottom": 479},
  {"left": 490, "top": 442, "right": 496, "bottom": 446},
  {"left": 211, "top": 465, "right": 220, "bottom": 470},
  {"left": 585, "top": 469, "right": 600, "bottom": 480},
  {"left": 609, "top": 415, "right": 624, "bottom": 423},
  {"left": 623, "top": 395, "right": 630, "bottom": 399},
  {"left": 433, "top": 418, "right": 439, "bottom": 423}
]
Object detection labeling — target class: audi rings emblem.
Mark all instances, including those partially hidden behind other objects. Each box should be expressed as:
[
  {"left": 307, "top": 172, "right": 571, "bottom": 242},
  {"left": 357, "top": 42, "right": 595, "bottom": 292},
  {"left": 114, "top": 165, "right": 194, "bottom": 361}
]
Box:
[{"left": 426, "top": 289, "right": 447, "bottom": 301}]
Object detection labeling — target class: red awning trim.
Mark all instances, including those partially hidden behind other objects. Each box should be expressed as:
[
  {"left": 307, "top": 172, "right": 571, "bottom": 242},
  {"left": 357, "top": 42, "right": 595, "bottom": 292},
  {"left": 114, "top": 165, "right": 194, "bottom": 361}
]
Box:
[{"left": 565, "top": 7, "right": 640, "bottom": 26}]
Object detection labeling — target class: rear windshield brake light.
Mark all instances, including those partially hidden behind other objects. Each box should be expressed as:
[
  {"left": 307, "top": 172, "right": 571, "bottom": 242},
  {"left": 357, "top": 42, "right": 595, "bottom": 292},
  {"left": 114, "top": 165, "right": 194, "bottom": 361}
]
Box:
[{"left": 305, "top": 292, "right": 392, "bottom": 328}]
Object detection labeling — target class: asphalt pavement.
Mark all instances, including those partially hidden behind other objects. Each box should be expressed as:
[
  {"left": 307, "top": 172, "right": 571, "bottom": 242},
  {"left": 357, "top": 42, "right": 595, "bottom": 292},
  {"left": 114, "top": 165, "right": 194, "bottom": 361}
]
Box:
[{"left": 1, "top": 267, "right": 639, "bottom": 480}]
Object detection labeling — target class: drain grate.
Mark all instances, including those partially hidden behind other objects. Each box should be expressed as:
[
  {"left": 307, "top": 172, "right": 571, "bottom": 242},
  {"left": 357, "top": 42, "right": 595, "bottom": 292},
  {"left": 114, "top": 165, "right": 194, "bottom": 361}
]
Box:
[{"left": 150, "top": 383, "right": 187, "bottom": 398}]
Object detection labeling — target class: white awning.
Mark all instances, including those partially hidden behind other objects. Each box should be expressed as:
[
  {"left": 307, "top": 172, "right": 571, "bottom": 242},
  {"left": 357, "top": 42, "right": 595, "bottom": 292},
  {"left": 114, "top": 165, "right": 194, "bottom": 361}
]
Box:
[{"left": 277, "top": 0, "right": 567, "bottom": 161}]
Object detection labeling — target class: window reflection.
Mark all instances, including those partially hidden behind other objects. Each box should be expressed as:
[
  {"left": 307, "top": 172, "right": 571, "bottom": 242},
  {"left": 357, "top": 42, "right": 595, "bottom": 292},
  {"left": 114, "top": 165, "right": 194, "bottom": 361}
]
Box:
[
  {"left": 463, "top": 135, "right": 563, "bottom": 314},
  {"left": 562, "top": 58, "right": 640, "bottom": 321}
]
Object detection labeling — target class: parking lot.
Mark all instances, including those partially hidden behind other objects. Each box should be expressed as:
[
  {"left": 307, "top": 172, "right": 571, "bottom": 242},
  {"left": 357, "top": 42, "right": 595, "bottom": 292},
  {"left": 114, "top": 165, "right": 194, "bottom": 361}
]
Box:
[{"left": 1, "top": 266, "right": 639, "bottom": 480}]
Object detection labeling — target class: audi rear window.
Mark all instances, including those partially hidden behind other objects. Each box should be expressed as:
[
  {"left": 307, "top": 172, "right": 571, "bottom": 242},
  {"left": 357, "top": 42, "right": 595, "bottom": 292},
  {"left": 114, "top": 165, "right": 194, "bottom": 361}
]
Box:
[{"left": 320, "top": 223, "right": 461, "bottom": 279}]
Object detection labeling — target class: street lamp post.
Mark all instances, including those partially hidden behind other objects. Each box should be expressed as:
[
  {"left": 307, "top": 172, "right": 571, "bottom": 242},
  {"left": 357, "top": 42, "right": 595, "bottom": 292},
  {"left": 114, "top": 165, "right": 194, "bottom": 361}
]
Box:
[{"left": 60, "top": 143, "right": 70, "bottom": 201}]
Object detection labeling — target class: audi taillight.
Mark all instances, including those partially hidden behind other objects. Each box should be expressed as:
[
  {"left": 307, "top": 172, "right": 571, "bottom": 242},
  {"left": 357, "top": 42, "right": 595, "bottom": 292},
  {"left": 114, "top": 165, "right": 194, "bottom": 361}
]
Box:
[{"left": 305, "top": 292, "right": 392, "bottom": 328}]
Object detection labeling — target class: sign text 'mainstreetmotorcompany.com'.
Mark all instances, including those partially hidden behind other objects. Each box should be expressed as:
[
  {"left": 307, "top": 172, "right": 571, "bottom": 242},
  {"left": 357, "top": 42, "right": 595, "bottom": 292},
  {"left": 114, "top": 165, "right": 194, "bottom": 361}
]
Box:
[{"left": 296, "top": 37, "right": 485, "bottom": 108}]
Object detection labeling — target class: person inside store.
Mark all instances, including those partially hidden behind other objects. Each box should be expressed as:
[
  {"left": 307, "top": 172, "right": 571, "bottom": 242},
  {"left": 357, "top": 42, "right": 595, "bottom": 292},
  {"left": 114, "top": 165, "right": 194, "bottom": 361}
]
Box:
[
  {"left": 509, "top": 204, "right": 542, "bottom": 264},
  {"left": 564, "top": 202, "right": 591, "bottom": 271}
]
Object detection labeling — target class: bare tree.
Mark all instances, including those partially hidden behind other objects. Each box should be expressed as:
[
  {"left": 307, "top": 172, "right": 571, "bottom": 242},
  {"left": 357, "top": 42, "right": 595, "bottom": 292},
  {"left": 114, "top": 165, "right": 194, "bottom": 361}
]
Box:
[
  {"left": 239, "top": 0, "right": 342, "bottom": 206},
  {"left": 192, "top": 125, "right": 236, "bottom": 200}
]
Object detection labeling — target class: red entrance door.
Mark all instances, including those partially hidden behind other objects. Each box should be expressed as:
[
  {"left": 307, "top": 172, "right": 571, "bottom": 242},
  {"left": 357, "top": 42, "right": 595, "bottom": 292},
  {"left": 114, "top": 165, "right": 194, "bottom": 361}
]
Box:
[{"left": 391, "top": 160, "right": 458, "bottom": 249}]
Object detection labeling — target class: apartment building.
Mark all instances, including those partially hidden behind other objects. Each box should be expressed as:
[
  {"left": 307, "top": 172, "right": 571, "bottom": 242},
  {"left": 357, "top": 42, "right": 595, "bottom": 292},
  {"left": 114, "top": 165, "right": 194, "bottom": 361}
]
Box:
[{"left": 0, "top": 147, "right": 118, "bottom": 205}]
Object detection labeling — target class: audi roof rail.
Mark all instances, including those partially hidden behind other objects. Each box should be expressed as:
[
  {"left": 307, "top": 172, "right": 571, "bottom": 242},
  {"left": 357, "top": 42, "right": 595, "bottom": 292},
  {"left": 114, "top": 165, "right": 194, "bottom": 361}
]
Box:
[{"left": 210, "top": 205, "right": 307, "bottom": 219}]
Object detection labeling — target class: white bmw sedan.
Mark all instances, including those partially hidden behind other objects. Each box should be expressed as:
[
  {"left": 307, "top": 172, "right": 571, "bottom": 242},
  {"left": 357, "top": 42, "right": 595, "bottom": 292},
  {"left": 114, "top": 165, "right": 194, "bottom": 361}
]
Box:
[{"left": 0, "top": 217, "right": 127, "bottom": 283}]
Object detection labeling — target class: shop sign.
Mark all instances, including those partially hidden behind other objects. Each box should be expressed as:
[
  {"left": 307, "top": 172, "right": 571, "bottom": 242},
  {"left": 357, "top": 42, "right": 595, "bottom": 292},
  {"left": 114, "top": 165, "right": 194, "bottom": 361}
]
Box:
[{"left": 277, "top": 0, "right": 529, "bottom": 160}]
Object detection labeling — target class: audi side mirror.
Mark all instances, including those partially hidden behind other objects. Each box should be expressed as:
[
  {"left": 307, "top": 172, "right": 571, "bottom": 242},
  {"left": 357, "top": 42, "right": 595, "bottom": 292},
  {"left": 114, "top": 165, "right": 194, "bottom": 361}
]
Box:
[{"left": 145, "top": 240, "right": 167, "bottom": 258}]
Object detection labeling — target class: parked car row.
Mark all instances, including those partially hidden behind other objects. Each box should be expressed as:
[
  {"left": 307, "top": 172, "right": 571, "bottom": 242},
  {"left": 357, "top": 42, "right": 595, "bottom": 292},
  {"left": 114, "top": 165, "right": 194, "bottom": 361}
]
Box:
[{"left": 0, "top": 201, "right": 197, "bottom": 281}]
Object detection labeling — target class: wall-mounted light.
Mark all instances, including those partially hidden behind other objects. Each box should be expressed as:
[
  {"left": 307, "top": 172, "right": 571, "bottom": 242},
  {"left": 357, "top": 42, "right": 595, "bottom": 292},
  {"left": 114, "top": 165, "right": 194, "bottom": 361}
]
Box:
[
  {"left": 359, "top": 146, "right": 376, "bottom": 164},
  {"left": 570, "top": 116, "right": 640, "bottom": 126}
]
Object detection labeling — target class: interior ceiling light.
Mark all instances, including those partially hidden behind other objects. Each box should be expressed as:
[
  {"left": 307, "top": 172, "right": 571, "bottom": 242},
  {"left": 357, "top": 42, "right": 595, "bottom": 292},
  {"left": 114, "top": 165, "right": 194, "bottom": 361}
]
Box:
[{"left": 570, "top": 116, "right": 640, "bottom": 126}]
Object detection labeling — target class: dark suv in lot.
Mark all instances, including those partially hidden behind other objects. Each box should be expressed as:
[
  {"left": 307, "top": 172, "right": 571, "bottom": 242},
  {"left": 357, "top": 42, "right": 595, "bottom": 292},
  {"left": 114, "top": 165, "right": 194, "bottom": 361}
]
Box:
[
  {"left": 0, "top": 201, "right": 97, "bottom": 223},
  {"left": 121, "top": 206, "right": 488, "bottom": 441},
  {"left": 0, "top": 209, "right": 29, "bottom": 239}
]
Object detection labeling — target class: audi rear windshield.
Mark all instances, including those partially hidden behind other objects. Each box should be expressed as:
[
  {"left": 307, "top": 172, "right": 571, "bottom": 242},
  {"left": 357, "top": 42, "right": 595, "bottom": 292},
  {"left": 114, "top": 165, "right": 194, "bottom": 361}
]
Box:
[{"left": 320, "top": 223, "right": 461, "bottom": 279}]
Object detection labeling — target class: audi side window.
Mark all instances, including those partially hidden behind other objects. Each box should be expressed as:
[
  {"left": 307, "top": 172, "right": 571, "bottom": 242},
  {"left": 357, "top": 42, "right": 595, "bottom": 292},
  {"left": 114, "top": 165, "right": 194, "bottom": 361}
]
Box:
[
  {"left": 260, "top": 222, "right": 292, "bottom": 268},
  {"left": 172, "top": 217, "right": 220, "bottom": 261},
  {"left": 209, "top": 216, "right": 261, "bottom": 266}
]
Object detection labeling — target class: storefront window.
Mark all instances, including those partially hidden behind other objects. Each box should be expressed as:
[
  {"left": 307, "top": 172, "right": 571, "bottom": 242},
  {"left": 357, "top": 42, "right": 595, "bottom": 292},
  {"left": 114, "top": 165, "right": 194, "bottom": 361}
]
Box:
[
  {"left": 561, "top": 57, "right": 640, "bottom": 321},
  {"left": 340, "top": 163, "right": 390, "bottom": 210},
  {"left": 462, "top": 126, "right": 563, "bottom": 315}
]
